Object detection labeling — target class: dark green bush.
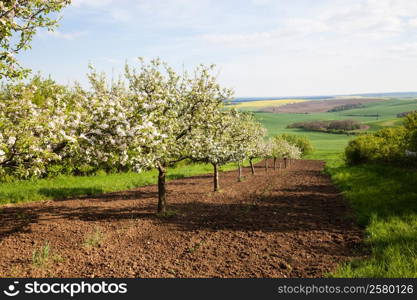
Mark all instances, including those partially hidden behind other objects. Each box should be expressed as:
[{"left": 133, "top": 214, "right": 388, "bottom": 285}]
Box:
[
  {"left": 345, "top": 127, "right": 408, "bottom": 165},
  {"left": 404, "top": 112, "right": 417, "bottom": 152}
]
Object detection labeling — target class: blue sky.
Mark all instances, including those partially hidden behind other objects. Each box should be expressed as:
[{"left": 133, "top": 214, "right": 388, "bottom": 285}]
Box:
[{"left": 19, "top": 0, "right": 417, "bottom": 97}]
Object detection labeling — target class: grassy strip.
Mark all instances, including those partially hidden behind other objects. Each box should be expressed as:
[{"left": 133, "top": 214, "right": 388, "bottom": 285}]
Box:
[
  {"left": 326, "top": 160, "right": 417, "bottom": 277},
  {"left": 0, "top": 160, "right": 258, "bottom": 205}
]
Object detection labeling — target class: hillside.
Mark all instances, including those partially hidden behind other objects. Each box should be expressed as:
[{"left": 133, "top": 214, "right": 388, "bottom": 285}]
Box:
[
  {"left": 260, "top": 98, "right": 383, "bottom": 113},
  {"left": 241, "top": 98, "right": 417, "bottom": 160}
]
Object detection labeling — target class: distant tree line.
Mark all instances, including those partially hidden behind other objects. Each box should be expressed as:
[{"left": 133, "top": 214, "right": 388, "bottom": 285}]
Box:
[
  {"left": 327, "top": 103, "right": 364, "bottom": 112},
  {"left": 287, "top": 119, "right": 364, "bottom": 134},
  {"left": 397, "top": 111, "right": 417, "bottom": 118}
]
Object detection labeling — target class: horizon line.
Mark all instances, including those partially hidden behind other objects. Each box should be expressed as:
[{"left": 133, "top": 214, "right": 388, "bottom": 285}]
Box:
[{"left": 233, "top": 90, "right": 417, "bottom": 100}]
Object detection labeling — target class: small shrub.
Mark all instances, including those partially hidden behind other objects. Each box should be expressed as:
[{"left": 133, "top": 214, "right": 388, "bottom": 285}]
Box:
[
  {"left": 345, "top": 134, "right": 380, "bottom": 164},
  {"left": 404, "top": 112, "right": 417, "bottom": 152},
  {"left": 83, "top": 228, "right": 104, "bottom": 248},
  {"left": 52, "top": 254, "right": 64, "bottom": 263},
  {"left": 187, "top": 240, "right": 205, "bottom": 253},
  {"left": 32, "top": 242, "right": 50, "bottom": 268}
]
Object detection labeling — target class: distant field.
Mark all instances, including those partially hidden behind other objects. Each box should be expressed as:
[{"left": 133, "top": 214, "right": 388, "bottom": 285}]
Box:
[
  {"left": 231, "top": 99, "right": 307, "bottom": 109},
  {"left": 254, "top": 112, "right": 352, "bottom": 161},
  {"left": 260, "top": 98, "right": 384, "bottom": 113},
  {"left": 249, "top": 98, "right": 417, "bottom": 160}
]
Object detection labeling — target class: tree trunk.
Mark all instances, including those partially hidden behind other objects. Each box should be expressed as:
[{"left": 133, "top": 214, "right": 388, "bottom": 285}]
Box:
[
  {"left": 238, "top": 161, "right": 243, "bottom": 182},
  {"left": 213, "top": 163, "right": 219, "bottom": 192},
  {"left": 274, "top": 158, "right": 277, "bottom": 170},
  {"left": 284, "top": 158, "right": 288, "bottom": 168},
  {"left": 157, "top": 164, "right": 167, "bottom": 213},
  {"left": 250, "top": 158, "right": 255, "bottom": 175},
  {"left": 265, "top": 159, "right": 268, "bottom": 172}
]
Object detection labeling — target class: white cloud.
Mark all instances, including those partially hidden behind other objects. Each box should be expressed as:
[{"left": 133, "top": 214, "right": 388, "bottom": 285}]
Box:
[
  {"left": 197, "top": 0, "right": 417, "bottom": 96},
  {"left": 200, "top": 18, "right": 329, "bottom": 49},
  {"left": 69, "top": 0, "right": 214, "bottom": 26},
  {"left": 282, "top": 18, "right": 329, "bottom": 36},
  {"left": 71, "top": 0, "right": 119, "bottom": 7},
  {"left": 318, "top": 1, "right": 407, "bottom": 38},
  {"left": 44, "top": 30, "right": 86, "bottom": 40},
  {"left": 218, "top": 50, "right": 417, "bottom": 97},
  {"left": 202, "top": 31, "right": 273, "bottom": 46},
  {"left": 408, "top": 18, "right": 417, "bottom": 27},
  {"left": 100, "top": 57, "right": 123, "bottom": 64},
  {"left": 202, "top": 0, "right": 417, "bottom": 48},
  {"left": 250, "top": 0, "right": 273, "bottom": 6},
  {"left": 390, "top": 42, "right": 417, "bottom": 56},
  {"left": 39, "top": 0, "right": 417, "bottom": 96}
]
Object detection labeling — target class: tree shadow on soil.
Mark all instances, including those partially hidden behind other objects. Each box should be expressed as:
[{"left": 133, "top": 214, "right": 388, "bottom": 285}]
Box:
[
  {"left": 0, "top": 207, "right": 39, "bottom": 241},
  {"left": 277, "top": 185, "right": 340, "bottom": 195},
  {"left": 40, "top": 189, "right": 159, "bottom": 202},
  {"left": 0, "top": 190, "right": 359, "bottom": 242},
  {"left": 38, "top": 187, "right": 103, "bottom": 199},
  {"left": 160, "top": 195, "right": 358, "bottom": 234}
]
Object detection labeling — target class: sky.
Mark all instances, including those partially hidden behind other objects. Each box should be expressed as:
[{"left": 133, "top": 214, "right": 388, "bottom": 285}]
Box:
[{"left": 18, "top": 0, "right": 417, "bottom": 97}]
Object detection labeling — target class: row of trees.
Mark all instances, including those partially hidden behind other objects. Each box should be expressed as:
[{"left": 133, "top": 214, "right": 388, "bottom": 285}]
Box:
[
  {"left": 327, "top": 103, "right": 363, "bottom": 112},
  {"left": 0, "top": 2, "right": 309, "bottom": 212},
  {"left": 0, "top": 59, "right": 307, "bottom": 212},
  {"left": 397, "top": 111, "right": 417, "bottom": 118},
  {"left": 288, "top": 119, "right": 363, "bottom": 133}
]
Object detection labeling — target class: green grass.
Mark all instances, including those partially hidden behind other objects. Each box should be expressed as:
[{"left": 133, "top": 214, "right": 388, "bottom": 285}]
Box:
[
  {"left": 326, "top": 160, "right": 417, "bottom": 277},
  {"left": 0, "top": 160, "right": 257, "bottom": 205}
]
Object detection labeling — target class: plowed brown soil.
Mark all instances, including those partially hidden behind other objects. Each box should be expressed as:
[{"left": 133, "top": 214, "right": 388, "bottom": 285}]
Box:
[
  {"left": 0, "top": 160, "right": 363, "bottom": 278},
  {"left": 260, "top": 98, "right": 383, "bottom": 113}
]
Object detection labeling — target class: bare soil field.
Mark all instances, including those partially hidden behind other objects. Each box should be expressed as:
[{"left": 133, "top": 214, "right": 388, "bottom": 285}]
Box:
[
  {"left": 0, "top": 160, "right": 363, "bottom": 278},
  {"left": 260, "top": 98, "right": 383, "bottom": 113}
]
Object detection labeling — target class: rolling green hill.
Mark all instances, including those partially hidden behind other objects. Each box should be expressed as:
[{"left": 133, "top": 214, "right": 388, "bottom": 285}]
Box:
[{"left": 248, "top": 98, "right": 417, "bottom": 160}]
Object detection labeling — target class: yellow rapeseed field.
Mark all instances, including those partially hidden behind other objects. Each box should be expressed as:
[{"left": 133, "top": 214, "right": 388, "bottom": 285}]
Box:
[{"left": 232, "top": 99, "right": 307, "bottom": 108}]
